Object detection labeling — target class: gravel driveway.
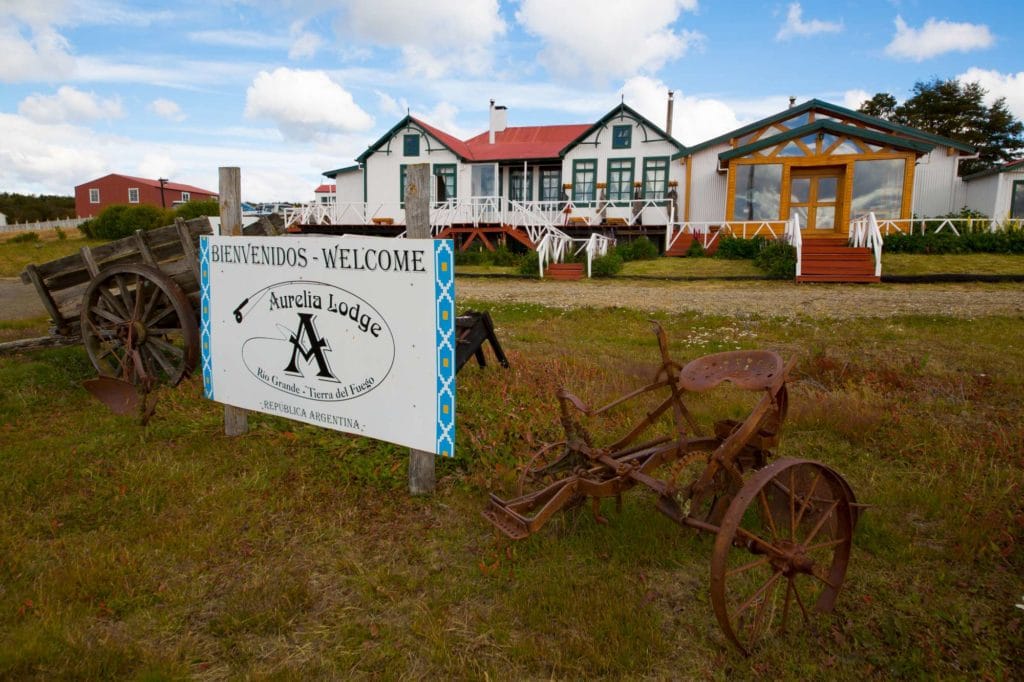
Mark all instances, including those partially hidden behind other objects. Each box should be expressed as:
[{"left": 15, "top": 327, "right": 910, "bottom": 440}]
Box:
[{"left": 456, "top": 278, "right": 1024, "bottom": 318}]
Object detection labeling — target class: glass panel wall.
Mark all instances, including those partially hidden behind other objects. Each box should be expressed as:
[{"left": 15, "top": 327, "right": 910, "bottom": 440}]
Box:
[
  {"left": 733, "top": 164, "right": 783, "bottom": 220},
  {"left": 1012, "top": 181, "right": 1024, "bottom": 219},
  {"left": 851, "top": 159, "right": 905, "bottom": 218}
]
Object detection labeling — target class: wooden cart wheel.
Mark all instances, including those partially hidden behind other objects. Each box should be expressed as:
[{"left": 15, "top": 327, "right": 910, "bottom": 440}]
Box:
[
  {"left": 80, "top": 263, "right": 199, "bottom": 387},
  {"left": 709, "top": 457, "right": 853, "bottom": 655}
]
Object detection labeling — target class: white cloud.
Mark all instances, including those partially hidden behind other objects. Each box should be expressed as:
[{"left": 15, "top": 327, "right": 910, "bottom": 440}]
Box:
[
  {"left": 843, "top": 89, "right": 872, "bottom": 111},
  {"left": 18, "top": 86, "right": 123, "bottom": 123},
  {"left": 516, "top": 0, "right": 701, "bottom": 83},
  {"left": 0, "top": 22, "right": 75, "bottom": 82},
  {"left": 622, "top": 75, "right": 742, "bottom": 146},
  {"left": 150, "top": 98, "right": 186, "bottom": 122},
  {"left": 376, "top": 91, "right": 402, "bottom": 117},
  {"left": 244, "top": 67, "right": 374, "bottom": 141},
  {"left": 412, "top": 101, "right": 473, "bottom": 139},
  {"left": 775, "top": 3, "right": 843, "bottom": 41},
  {"left": 958, "top": 68, "right": 1024, "bottom": 120},
  {"left": 885, "top": 16, "right": 994, "bottom": 61},
  {"left": 188, "top": 29, "right": 284, "bottom": 49},
  {"left": 341, "top": 0, "right": 505, "bottom": 77},
  {"left": 288, "top": 21, "right": 323, "bottom": 60}
]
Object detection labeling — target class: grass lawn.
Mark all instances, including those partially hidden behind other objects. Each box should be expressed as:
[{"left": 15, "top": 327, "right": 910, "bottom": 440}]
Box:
[
  {"left": 882, "top": 253, "right": 1024, "bottom": 276},
  {"left": 1, "top": 303, "right": 1021, "bottom": 678},
  {"left": 0, "top": 229, "right": 102, "bottom": 279}
]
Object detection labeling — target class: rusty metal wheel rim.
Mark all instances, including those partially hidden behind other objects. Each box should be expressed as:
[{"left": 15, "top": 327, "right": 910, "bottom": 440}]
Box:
[
  {"left": 709, "top": 457, "right": 853, "bottom": 655},
  {"left": 81, "top": 263, "right": 199, "bottom": 387}
]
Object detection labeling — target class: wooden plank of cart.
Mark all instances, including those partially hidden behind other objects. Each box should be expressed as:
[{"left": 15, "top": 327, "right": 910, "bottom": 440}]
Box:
[{"left": 15, "top": 214, "right": 283, "bottom": 416}]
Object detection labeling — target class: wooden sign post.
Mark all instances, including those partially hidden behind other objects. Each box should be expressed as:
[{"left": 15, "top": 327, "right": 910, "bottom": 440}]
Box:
[
  {"left": 405, "top": 163, "right": 435, "bottom": 495},
  {"left": 219, "top": 166, "right": 249, "bottom": 436}
]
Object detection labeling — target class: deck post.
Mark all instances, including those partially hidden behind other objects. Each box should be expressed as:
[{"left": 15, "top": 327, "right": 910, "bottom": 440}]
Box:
[
  {"left": 219, "top": 166, "right": 249, "bottom": 437},
  {"left": 405, "top": 163, "right": 436, "bottom": 495}
]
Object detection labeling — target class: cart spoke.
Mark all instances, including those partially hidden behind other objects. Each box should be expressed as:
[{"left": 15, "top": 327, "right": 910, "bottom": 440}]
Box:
[
  {"left": 794, "top": 470, "right": 822, "bottom": 529},
  {"left": 726, "top": 556, "right": 771, "bottom": 578},
  {"left": 97, "top": 284, "right": 130, "bottom": 319},
  {"left": 143, "top": 340, "right": 178, "bottom": 376},
  {"left": 802, "top": 499, "right": 839, "bottom": 546},
  {"left": 758, "top": 488, "right": 779, "bottom": 540},
  {"left": 810, "top": 567, "right": 838, "bottom": 590},
  {"left": 89, "top": 304, "right": 124, "bottom": 325},
  {"left": 791, "top": 578, "right": 811, "bottom": 624},
  {"left": 804, "top": 536, "right": 848, "bottom": 553},
  {"left": 148, "top": 335, "right": 185, "bottom": 359},
  {"left": 734, "top": 569, "right": 783, "bottom": 618},
  {"left": 789, "top": 467, "right": 796, "bottom": 541},
  {"left": 781, "top": 578, "right": 793, "bottom": 633},
  {"left": 148, "top": 304, "right": 176, "bottom": 326}
]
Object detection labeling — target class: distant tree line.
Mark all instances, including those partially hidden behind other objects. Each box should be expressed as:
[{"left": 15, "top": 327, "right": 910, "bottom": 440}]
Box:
[
  {"left": 858, "top": 78, "right": 1024, "bottom": 176},
  {"left": 0, "top": 193, "right": 76, "bottom": 223}
]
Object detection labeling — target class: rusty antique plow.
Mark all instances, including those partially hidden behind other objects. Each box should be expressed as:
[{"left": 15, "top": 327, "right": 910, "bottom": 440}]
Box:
[{"left": 483, "top": 323, "right": 860, "bottom": 654}]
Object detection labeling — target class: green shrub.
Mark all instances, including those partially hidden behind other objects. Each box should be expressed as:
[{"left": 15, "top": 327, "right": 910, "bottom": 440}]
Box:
[
  {"left": 616, "top": 236, "right": 659, "bottom": 261},
  {"left": 80, "top": 205, "right": 174, "bottom": 240},
  {"left": 715, "top": 235, "right": 767, "bottom": 259},
  {"left": 687, "top": 240, "right": 706, "bottom": 258},
  {"left": 490, "top": 244, "right": 522, "bottom": 267},
  {"left": 754, "top": 240, "right": 796, "bottom": 279},
  {"left": 590, "top": 251, "right": 623, "bottom": 277},
  {"left": 454, "top": 248, "right": 487, "bottom": 266},
  {"left": 54, "top": 226, "right": 67, "bottom": 240},
  {"left": 883, "top": 222, "right": 1024, "bottom": 254},
  {"left": 6, "top": 232, "right": 40, "bottom": 244},
  {"left": 174, "top": 199, "right": 220, "bottom": 221},
  {"left": 518, "top": 251, "right": 540, "bottom": 276}
]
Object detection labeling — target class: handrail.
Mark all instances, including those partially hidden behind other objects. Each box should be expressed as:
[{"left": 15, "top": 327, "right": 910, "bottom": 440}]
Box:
[
  {"left": 783, "top": 214, "right": 802, "bottom": 277},
  {"left": 667, "top": 220, "right": 790, "bottom": 252}
]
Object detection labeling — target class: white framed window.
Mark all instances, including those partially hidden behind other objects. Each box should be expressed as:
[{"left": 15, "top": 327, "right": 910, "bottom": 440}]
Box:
[
  {"left": 128, "top": 187, "right": 140, "bottom": 203},
  {"left": 181, "top": 191, "right": 190, "bottom": 202},
  {"left": 89, "top": 188, "right": 100, "bottom": 203}
]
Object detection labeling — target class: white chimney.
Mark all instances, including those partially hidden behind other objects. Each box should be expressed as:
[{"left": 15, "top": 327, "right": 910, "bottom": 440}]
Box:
[
  {"left": 666, "top": 90, "right": 675, "bottom": 137},
  {"left": 489, "top": 101, "right": 507, "bottom": 144}
]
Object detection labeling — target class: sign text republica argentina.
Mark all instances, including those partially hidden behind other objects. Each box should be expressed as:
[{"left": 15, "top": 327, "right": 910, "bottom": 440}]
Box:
[{"left": 208, "top": 242, "right": 428, "bottom": 273}]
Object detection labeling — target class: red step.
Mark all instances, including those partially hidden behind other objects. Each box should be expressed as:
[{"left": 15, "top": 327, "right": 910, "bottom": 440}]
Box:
[
  {"left": 666, "top": 233, "right": 720, "bottom": 256},
  {"left": 545, "top": 263, "right": 585, "bottom": 280},
  {"left": 798, "top": 239, "right": 878, "bottom": 283}
]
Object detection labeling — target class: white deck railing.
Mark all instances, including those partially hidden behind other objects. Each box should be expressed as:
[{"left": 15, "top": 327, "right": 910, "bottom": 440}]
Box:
[
  {"left": 849, "top": 213, "right": 884, "bottom": 277},
  {"left": 869, "top": 217, "right": 1009, "bottom": 236},
  {"left": 783, "top": 214, "right": 802, "bottom": 277},
  {"left": 665, "top": 220, "right": 789, "bottom": 252}
]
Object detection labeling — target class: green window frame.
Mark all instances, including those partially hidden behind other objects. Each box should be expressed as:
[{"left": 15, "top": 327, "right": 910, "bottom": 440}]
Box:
[
  {"left": 404, "top": 134, "right": 420, "bottom": 157},
  {"left": 433, "top": 164, "right": 456, "bottom": 204},
  {"left": 606, "top": 158, "right": 635, "bottom": 202},
  {"left": 509, "top": 168, "right": 533, "bottom": 202},
  {"left": 399, "top": 164, "right": 408, "bottom": 207},
  {"left": 539, "top": 167, "right": 562, "bottom": 201},
  {"left": 1012, "top": 180, "right": 1024, "bottom": 220},
  {"left": 572, "top": 159, "right": 597, "bottom": 204},
  {"left": 612, "top": 124, "right": 632, "bottom": 149},
  {"left": 642, "top": 157, "right": 669, "bottom": 200}
]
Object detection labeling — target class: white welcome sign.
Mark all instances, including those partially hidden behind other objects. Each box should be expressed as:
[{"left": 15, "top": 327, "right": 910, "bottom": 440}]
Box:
[{"left": 199, "top": 235, "right": 456, "bottom": 457}]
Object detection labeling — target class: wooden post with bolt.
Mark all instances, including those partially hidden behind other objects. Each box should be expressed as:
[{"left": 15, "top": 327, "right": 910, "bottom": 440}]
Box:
[
  {"left": 218, "top": 166, "right": 249, "bottom": 437},
  {"left": 404, "top": 163, "right": 435, "bottom": 495}
]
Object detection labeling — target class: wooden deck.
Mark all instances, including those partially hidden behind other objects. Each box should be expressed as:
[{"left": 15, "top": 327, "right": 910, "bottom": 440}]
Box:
[{"left": 798, "top": 237, "right": 879, "bottom": 283}]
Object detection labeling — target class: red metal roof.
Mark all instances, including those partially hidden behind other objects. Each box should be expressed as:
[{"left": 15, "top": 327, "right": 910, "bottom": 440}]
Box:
[
  {"left": 86, "top": 173, "right": 217, "bottom": 196},
  {"left": 463, "top": 124, "right": 592, "bottom": 161},
  {"left": 410, "top": 117, "right": 474, "bottom": 160},
  {"left": 314, "top": 184, "right": 336, "bottom": 193}
]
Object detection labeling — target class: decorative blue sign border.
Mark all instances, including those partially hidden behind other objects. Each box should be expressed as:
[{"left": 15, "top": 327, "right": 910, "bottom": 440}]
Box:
[
  {"left": 199, "top": 236, "right": 214, "bottom": 400},
  {"left": 434, "top": 240, "right": 455, "bottom": 458}
]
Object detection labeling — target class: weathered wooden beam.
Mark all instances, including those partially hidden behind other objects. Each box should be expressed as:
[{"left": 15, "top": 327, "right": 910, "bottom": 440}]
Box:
[
  {"left": 174, "top": 218, "right": 202, "bottom": 285},
  {"left": 0, "top": 334, "right": 81, "bottom": 355},
  {"left": 219, "top": 167, "right": 249, "bottom": 437},
  {"left": 79, "top": 245, "right": 100, "bottom": 277},
  {"left": 23, "top": 264, "right": 68, "bottom": 333},
  {"left": 404, "top": 163, "right": 435, "bottom": 495},
  {"left": 133, "top": 229, "right": 157, "bottom": 266}
]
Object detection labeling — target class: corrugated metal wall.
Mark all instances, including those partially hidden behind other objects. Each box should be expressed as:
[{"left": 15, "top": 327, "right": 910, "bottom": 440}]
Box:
[
  {"left": 912, "top": 149, "right": 965, "bottom": 217},
  {"left": 687, "top": 145, "right": 730, "bottom": 222}
]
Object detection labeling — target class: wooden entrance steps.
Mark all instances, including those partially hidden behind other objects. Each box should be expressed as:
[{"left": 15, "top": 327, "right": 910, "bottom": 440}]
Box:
[
  {"left": 545, "top": 263, "right": 585, "bottom": 280},
  {"left": 798, "top": 238, "right": 879, "bottom": 283}
]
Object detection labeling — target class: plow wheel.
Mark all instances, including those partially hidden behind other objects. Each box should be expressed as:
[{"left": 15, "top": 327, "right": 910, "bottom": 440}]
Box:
[
  {"left": 81, "top": 264, "right": 199, "bottom": 387},
  {"left": 709, "top": 458, "right": 853, "bottom": 655}
]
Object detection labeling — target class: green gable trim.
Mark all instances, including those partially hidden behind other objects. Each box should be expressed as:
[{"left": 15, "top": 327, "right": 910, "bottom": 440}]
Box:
[
  {"left": 675, "top": 98, "right": 975, "bottom": 160},
  {"left": 561, "top": 102, "right": 685, "bottom": 157},
  {"left": 717, "top": 119, "right": 934, "bottom": 162},
  {"left": 322, "top": 164, "right": 360, "bottom": 178},
  {"left": 962, "top": 158, "right": 1024, "bottom": 182},
  {"left": 356, "top": 115, "right": 470, "bottom": 164}
]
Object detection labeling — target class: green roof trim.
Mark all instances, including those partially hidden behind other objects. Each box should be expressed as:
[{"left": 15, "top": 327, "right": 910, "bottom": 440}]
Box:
[
  {"left": 561, "top": 103, "right": 686, "bottom": 157},
  {"left": 673, "top": 98, "right": 975, "bottom": 160},
  {"left": 962, "top": 158, "right": 1024, "bottom": 182},
  {"left": 718, "top": 119, "right": 935, "bottom": 161},
  {"left": 355, "top": 115, "right": 470, "bottom": 164},
  {"left": 322, "top": 164, "right": 360, "bottom": 178}
]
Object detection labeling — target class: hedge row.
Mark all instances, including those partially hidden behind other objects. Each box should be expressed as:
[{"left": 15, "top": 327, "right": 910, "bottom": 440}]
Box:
[{"left": 80, "top": 200, "right": 220, "bottom": 240}]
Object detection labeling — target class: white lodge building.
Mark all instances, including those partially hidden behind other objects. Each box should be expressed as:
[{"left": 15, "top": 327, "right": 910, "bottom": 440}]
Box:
[{"left": 293, "top": 98, "right": 1000, "bottom": 252}]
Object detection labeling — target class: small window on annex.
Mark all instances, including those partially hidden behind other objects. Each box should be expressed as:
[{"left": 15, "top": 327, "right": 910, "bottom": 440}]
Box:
[
  {"left": 89, "top": 188, "right": 100, "bottom": 203},
  {"left": 128, "top": 188, "right": 139, "bottom": 203},
  {"left": 404, "top": 134, "right": 420, "bottom": 157},
  {"left": 612, "top": 125, "right": 632, "bottom": 149},
  {"left": 733, "top": 163, "right": 782, "bottom": 220},
  {"left": 1011, "top": 181, "right": 1024, "bottom": 220},
  {"left": 433, "top": 164, "right": 456, "bottom": 204},
  {"left": 539, "top": 167, "right": 562, "bottom": 201},
  {"left": 851, "top": 159, "right": 905, "bottom": 219},
  {"left": 181, "top": 191, "right": 190, "bottom": 202},
  {"left": 509, "top": 168, "right": 532, "bottom": 202}
]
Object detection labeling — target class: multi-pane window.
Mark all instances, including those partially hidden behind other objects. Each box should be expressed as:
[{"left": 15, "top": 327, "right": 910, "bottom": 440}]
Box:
[
  {"left": 404, "top": 134, "right": 420, "bottom": 156},
  {"left": 399, "top": 164, "right": 408, "bottom": 206},
  {"left": 572, "top": 159, "right": 597, "bottom": 203},
  {"left": 181, "top": 191, "right": 190, "bottom": 202},
  {"left": 612, "top": 124, "right": 632, "bottom": 149},
  {"left": 433, "top": 164, "right": 456, "bottom": 204},
  {"left": 1011, "top": 181, "right": 1024, "bottom": 220},
  {"left": 128, "top": 188, "right": 139, "bottom": 203},
  {"left": 539, "top": 168, "right": 562, "bottom": 201},
  {"left": 606, "top": 158, "right": 635, "bottom": 202},
  {"left": 509, "top": 168, "right": 532, "bottom": 202},
  {"left": 642, "top": 157, "right": 669, "bottom": 199},
  {"left": 89, "top": 188, "right": 100, "bottom": 203}
]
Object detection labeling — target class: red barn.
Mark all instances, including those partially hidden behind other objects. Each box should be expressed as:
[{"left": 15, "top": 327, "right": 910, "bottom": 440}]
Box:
[{"left": 74, "top": 173, "right": 218, "bottom": 218}]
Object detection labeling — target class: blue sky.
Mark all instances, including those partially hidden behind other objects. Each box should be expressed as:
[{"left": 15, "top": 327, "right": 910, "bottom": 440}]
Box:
[{"left": 1, "top": 0, "right": 1021, "bottom": 202}]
